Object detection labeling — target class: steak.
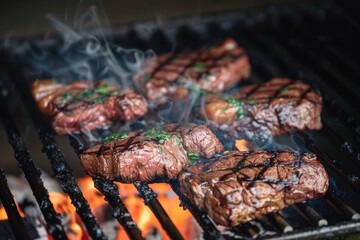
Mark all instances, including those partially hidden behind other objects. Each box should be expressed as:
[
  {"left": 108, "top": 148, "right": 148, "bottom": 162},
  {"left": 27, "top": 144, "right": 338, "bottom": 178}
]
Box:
[
  {"left": 32, "top": 80, "right": 148, "bottom": 135},
  {"left": 139, "top": 38, "right": 251, "bottom": 105},
  {"left": 80, "top": 124, "right": 224, "bottom": 182},
  {"left": 179, "top": 150, "right": 329, "bottom": 226},
  {"left": 203, "top": 78, "right": 323, "bottom": 141}
]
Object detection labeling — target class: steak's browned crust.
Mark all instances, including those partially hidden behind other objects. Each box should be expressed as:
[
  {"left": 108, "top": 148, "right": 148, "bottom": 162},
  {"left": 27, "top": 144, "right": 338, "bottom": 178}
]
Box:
[
  {"left": 141, "top": 38, "right": 251, "bottom": 105},
  {"left": 32, "top": 80, "right": 148, "bottom": 135},
  {"left": 179, "top": 150, "right": 329, "bottom": 226},
  {"left": 203, "top": 78, "right": 323, "bottom": 140},
  {"left": 80, "top": 124, "right": 223, "bottom": 182}
]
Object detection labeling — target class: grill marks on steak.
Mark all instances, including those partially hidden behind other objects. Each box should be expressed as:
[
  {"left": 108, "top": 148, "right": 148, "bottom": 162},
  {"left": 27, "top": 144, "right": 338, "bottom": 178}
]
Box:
[
  {"left": 203, "top": 78, "right": 323, "bottom": 140},
  {"left": 80, "top": 124, "right": 224, "bottom": 182},
  {"left": 142, "top": 38, "right": 251, "bottom": 105},
  {"left": 32, "top": 80, "right": 148, "bottom": 135},
  {"left": 179, "top": 150, "right": 329, "bottom": 226}
]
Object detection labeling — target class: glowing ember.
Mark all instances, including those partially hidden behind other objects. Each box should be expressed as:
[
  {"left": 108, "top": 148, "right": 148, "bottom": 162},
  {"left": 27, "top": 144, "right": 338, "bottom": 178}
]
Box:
[
  {"left": 235, "top": 139, "right": 249, "bottom": 151},
  {"left": 78, "top": 177, "right": 195, "bottom": 240},
  {"left": 0, "top": 202, "right": 24, "bottom": 220},
  {"left": 49, "top": 192, "right": 85, "bottom": 240}
]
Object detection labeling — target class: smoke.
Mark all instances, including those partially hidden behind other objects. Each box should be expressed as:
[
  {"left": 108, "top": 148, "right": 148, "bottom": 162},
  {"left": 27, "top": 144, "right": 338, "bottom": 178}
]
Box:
[{"left": 44, "top": 6, "right": 155, "bottom": 88}]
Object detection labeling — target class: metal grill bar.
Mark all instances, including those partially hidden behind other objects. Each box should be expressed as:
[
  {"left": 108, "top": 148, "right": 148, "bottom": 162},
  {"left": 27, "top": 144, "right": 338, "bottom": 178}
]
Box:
[
  {"left": 7, "top": 71, "right": 107, "bottom": 239},
  {"left": 0, "top": 167, "right": 31, "bottom": 240},
  {"left": 0, "top": 84, "right": 67, "bottom": 239},
  {"left": 134, "top": 182, "right": 184, "bottom": 240},
  {"left": 93, "top": 179, "right": 145, "bottom": 240},
  {"left": 68, "top": 135, "right": 144, "bottom": 240},
  {"left": 169, "top": 180, "right": 223, "bottom": 240}
]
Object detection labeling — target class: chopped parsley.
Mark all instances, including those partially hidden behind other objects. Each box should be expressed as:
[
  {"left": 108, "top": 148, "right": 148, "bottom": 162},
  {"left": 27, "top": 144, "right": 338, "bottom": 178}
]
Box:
[
  {"left": 84, "top": 89, "right": 94, "bottom": 99},
  {"left": 103, "top": 133, "right": 128, "bottom": 143},
  {"left": 223, "top": 106, "right": 229, "bottom": 111},
  {"left": 144, "top": 73, "right": 152, "bottom": 80},
  {"left": 280, "top": 87, "right": 289, "bottom": 93},
  {"left": 191, "top": 62, "right": 206, "bottom": 71},
  {"left": 175, "top": 136, "right": 182, "bottom": 146},
  {"left": 188, "top": 151, "right": 200, "bottom": 166},
  {"left": 145, "top": 129, "right": 173, "bottom": 144},
  {"left": 74, "top": 92, "right": 84, "bottom": 100},
  {"left": 225, "top": 97, "right": 246, "bottom": 118},
  {"left": 158, "top": 146, "right": 163, "bottom": 153},
  {"left": 62, "top": 92, "right": 72, "bottom": 100},
  {"left": 248, "top": 100, "right": 257, "bottom": 106},
  {"left": 137, "top": 162, "right": 144, "bottom": 168},
  {"left": 189, "top": 86, "right": 207, "bottom": 95},
  {"left": 95, "top": 86, "right": 109, "bottom": 94}
]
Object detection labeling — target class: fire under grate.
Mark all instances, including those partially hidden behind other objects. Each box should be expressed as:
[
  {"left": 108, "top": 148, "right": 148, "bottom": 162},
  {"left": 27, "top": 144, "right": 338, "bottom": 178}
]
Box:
[{"left": 1, "top": 0, "right": 360, "bottom": 239}]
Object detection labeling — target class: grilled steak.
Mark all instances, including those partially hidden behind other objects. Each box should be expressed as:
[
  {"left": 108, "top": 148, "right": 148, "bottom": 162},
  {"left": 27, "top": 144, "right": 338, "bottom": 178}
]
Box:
[
  {"left": 32, "top": 80, "right": 148, "bottom": 135},
  {"left": 80, "top": 124, "right": 224, "bottom": 182},
  {"left": 203, "top": 78, "right": 323, "bottom": 140},
  {"left": 179, "top": 150, "right": 329, "bottom": 226},
  {"left": 140, "top": 38, "right": 251, "bottom": 105}
]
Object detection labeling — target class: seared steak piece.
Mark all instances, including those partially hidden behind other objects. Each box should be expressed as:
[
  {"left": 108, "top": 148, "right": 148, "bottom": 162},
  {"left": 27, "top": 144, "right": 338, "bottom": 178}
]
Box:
[
  {"left": 179, "top": 150, "right": 329, "bottom": 226},
  {"left": 80, "top": 124, "right": 224, "bottom": 182},
  {"left": 203, "top": 78, "right": 323, "bottom": 140},
  {"left": 140, "top": 38, "right": 250, "bottom": 105},
  {"left": 32, "top": 80, "right": 148, "bottom": 135}
]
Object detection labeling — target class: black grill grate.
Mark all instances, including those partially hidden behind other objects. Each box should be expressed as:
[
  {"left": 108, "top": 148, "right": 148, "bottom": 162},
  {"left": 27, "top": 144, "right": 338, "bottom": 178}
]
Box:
[{"left": 1, "top": 0, "right": 360, "bottom": 239}]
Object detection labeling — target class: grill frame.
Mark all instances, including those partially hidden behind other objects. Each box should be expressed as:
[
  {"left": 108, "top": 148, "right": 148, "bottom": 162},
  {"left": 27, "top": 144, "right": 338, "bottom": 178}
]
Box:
[{"left": 1, "top": 0, "right": 360, "bottom": 239}]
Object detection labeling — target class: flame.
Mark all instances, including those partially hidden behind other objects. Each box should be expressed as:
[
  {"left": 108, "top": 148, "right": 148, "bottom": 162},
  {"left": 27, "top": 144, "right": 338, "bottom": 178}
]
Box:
[
  {"left": 78, "top": 177, "right": 195, "bottom": 240},
  {"left": 49, "top": 192, "right": 86, "bottom": 240},
  {"left": 235, "top": 139, "right": 249, "bottom": 151},
  {"left": 0, "top": 201, "right": 24, "bottom": 220}
]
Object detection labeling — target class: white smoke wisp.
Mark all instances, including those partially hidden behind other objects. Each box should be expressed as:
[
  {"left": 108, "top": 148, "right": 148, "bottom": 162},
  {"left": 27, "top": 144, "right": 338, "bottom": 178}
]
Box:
[{"left": 45, "top": 5, "right": 155, "bottom": 89}]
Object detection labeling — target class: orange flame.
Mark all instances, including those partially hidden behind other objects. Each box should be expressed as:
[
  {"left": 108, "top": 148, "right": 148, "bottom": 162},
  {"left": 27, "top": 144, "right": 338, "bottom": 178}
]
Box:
[
  {"left": 78, "top": 177, "right": 195, "bottom": 240},
  {"left": 49, "top": 192, "right": 86, "bottom": 240},
  {"left": 0, "top": 201, "right": 24, "bottom": 220},
  {"left": 235, "top": 139, "right": 249, "bottom": 151}
]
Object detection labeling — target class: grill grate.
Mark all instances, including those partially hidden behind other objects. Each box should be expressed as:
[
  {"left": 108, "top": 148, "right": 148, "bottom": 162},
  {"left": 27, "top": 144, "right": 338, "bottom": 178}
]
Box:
[{"left": 1, "top": 0, "right": 360, "bottom": 239}]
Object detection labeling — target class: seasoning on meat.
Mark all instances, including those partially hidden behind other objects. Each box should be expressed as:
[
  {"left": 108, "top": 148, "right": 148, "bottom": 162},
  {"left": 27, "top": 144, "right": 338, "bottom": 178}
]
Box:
[
  {"left": 79, "top": 124, "right": 224, "bottom": 182},
  {"left": 141, "top": 38, "right": 251, "bottom": 105},
  {"left": 179, "top": 150, "right": 329, "bottom": 226},
  {"left": 203, "top": 78, "right": 323, "bottom": 140},
  {"left": 32, "top": 80, "right": 148, "bottom": 135}
]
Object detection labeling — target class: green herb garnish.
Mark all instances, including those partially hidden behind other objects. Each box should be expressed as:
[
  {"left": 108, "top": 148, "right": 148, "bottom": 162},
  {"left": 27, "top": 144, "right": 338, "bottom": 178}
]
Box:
[
  {"left": 175, "top": 136, "right": 182, "bottom": 146},
  {"left": 84, "top": 89, "right": 94, "bottom": 99},
  {"left": 144, "top": 73, "right": 152, "bottom": 80},
  {"left": 158, "top": 146, "right": 163, "bottom": 153},
  {"left": 62, "top": 92, "right": 72, "bottom": 100},
  {"left": 145, "top": 129, "right": 173, "bottom": 144},
  {"left": 191, "top": 62, "right": 206, "bottom": 71},
  {"left": 95, "top": 86, "right": 109, "bottom": 94},
  {"left": 137, "top": 162, "right": 144, "bottom": 168},
  {"left": 103, "top": 133, "right": 128, "bottom": 143},
  {"left": 74, "top": 92, "right": 84, "bottom": 100},
  {"left": 226, "top": 97, "right": 246, "bottom": 118},
  {"left": 189, "top": 86, "right": 207, "bottom": 95},
  {"left": 223, "top": 107, "right": 229, "bottom": 111},
  {"left": 248, "top": 100, "right": 257, "bottom": 106},
  {"left": 188, "top": 151, "right": 200, "bottom": 166},
  {"left": 280, "top": 87, "right": 289, "bottom": 93}
]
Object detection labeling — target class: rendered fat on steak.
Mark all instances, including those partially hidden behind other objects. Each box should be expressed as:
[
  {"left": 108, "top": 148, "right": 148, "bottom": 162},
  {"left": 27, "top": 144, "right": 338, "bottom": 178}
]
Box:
[
  {"left": 80, "top": 124, "right": 224, "bottom": 182},
  {"left": 179, "top": 150, "right": 329, "bottom": 226},
  {"left": 32, "top": 80, "right": 148, "bottom": 135},
  {"left": 203, "top": 78, "right": 323, "bottom": 140},
  {"left": 141, "top": 38, "right": 251, "bottom": 105}
]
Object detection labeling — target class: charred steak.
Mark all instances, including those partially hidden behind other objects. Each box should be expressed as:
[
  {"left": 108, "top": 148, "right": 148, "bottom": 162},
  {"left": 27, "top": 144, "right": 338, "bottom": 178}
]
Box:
[
  {"left": 203, "top": 78, "right": 323, "bottom": 140},
  {"left": 140, "top": 38, "right": 251, "bottom": 105},
  {"left": 80, "top": 124, "right": 224, "bottom": 182},
  {"left": 32, "top": 80, "right": 148, "bottom": 135},
  {"left": 179, "top": 150, "right": 329, "bottom": 226}
]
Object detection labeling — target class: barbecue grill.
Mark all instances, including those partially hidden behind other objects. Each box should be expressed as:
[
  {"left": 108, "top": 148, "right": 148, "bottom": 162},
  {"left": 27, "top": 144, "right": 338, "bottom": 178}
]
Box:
[{"left": 1, "top": 0, "right": 360, "bottom": 239}]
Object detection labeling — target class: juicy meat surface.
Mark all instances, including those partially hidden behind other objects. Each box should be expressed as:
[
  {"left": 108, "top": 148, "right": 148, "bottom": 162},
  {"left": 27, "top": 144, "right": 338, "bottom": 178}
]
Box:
[
  {"left": 140, "top": 38, "right": 251, "bottom": 105},
  {"left": 179, "top": 150, "right": 329, "bottom": 226},
  {"left": 203, "top": 78, "right": 323, "bottom": 140},
  {"left": 80, "top": 124, "right": 224, "bottom": 182},
  {"left": 32, "top": 80, "right": 148, "bottom": 135}
]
